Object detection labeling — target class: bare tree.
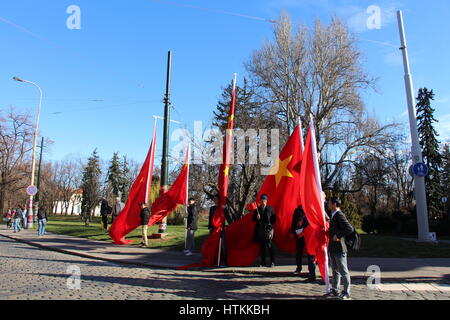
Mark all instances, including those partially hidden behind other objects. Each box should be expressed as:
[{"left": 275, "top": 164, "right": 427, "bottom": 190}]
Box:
[
  {"left": 246, "top": 13, "right": 399, "bottom": 191},
  {"left": 0, "top": 108, "right": 34, "bottom": 213}
]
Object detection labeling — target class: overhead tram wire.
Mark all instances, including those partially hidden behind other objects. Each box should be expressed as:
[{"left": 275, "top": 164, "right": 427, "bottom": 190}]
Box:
[
  {"left": 147, "top": 0, "right": 276, "bottom": 23},
  {"left": 47, "top": 99, "right": 162, "bottom": 116}
]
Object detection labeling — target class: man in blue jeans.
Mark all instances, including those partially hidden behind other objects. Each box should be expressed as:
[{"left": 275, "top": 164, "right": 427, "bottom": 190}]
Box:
[
  {"left": 37, "top": 204, "right": 47, "bottom": 236},
  {"left": 324, "top": 197, "right": 354, "bottom": 300}
]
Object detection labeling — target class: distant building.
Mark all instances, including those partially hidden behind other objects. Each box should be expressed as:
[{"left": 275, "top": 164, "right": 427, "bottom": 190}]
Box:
[{"left": 52, "top": 189, "right": 101, "bottom": 216}]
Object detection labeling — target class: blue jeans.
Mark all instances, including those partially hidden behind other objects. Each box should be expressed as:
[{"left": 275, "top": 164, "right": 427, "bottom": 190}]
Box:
[
  {"left": 330, "top": 252, "right": 351, "bottom": 295},
  {"left": 38, "top": 219, "right": 47, "bottom": 236},
  {"left": 13, "top": 219, "right": 21, "bottom": 232},
  {"left": 186, "top": 229, "right": 195, "bottom": 252}
]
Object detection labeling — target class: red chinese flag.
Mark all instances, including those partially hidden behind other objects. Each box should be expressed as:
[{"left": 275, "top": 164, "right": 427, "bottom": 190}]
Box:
[
  {"left": 212, "top": 75, "right": 237, "bottom": 230},
  {"left": 109, "top": 125, "right": 157, "bottom": 245},
  {"left": 300, "top": 121, "right": 330, "bottom": 289},
  {"left": 226, "top": 125, "right": 304, "bottom": 266},
  {"left": 148, "top": 145, "right": 190, "bottom": 226}
]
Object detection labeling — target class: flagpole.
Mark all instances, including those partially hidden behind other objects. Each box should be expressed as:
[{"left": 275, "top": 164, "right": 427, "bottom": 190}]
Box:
[
  {"left": 146, "top": 118, "right": 157, "bottom": 204},
  {"left": 184, "top": 143, "right": 191, "bottom": 252},
  {"left": 297, "top": 117, "right": 304, "bottom": 153},
  {"left": 309, "top": 120, "right": 330, "bottom": 293}
]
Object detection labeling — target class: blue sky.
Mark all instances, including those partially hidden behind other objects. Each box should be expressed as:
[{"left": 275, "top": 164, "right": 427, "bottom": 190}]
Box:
[{"left": 1, "top": 0, "right": 449, "bottom": 166}]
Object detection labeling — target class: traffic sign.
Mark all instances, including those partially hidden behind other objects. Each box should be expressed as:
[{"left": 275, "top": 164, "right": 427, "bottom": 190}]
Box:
[
  {"left": 26, "top": 185, "right": 38, "bottom": 196},
  {"left": 413, "top": 163, "right": 429, "bottom": 177}
]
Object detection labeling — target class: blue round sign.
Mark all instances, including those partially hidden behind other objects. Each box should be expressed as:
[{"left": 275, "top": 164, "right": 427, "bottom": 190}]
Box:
[
  {"left": 26, "top": 185, "right": 38, "bottom": 196},
  {"left": 413, "top": 163, "right": 429, "bottom": 177}
]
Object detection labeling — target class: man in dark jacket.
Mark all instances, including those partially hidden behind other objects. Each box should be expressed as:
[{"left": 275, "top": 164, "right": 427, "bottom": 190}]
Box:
[
  {"left": 253, "top": 194, "right": 276, "bottom": 268},
  {"left": 140, "top": 203, "right": 151, "bottom": 247},
  {"left": 37, "top": 203, "right": 47, "bottom": 236},
  {"left": 185, "top": 198, "right": 198, "bottom": 256},
  {"left": 325, "top": 197, "right": 354, "bottom": 300},
  {"left": 291, "top": 205, "right": 316, "bottom": 282},
  {"left": 100, "top": 199, "right": 112, "bottom": 231}
]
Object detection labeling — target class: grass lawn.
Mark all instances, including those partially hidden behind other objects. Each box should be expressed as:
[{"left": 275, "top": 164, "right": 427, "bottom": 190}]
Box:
[
  {"left": 42, "top": 215, "right": 212, "bottom": 251},
  {"left": 2, "top": 216, "right": 450, "bottom": 258}
]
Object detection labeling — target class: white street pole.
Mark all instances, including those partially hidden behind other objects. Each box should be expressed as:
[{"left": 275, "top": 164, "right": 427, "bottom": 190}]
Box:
[
  {"left": 13, "top": 77, "right": 42, "bottom": 229},
  {"left": 396, "top": 11, "right": 430, "bottom": 242}
]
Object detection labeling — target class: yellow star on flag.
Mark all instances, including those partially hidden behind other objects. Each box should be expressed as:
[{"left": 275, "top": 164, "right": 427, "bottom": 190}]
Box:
[
  {"left": 224, "top": 165, "right": 230, "bottom": 177},
  {"left": 140, "top": 177, "right": 145, "bottom": 184},
  {"left": 268, "top": 155, "right": 294, "bottom": 188}
]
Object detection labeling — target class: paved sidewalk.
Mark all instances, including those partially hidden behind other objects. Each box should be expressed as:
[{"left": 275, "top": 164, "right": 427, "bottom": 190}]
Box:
[{"left": 1, "top": 228, "right": 450, "bottom": 293}]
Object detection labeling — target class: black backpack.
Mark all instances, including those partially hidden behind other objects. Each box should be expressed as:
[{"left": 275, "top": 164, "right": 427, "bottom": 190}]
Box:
[{"left": 345, "top": 228, "right": 362, "bottom": 251}]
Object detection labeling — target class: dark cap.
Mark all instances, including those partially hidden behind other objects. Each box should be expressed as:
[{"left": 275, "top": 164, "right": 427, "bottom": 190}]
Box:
[{"left": 260, "top": 194, "right": 268, "bottom": 201}]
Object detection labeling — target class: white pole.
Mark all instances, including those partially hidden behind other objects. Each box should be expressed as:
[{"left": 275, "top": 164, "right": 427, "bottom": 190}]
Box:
[
  {"left": 397, "top": 10, "right": 430, "bottom": 242},
  {"left": 13, "top": 77, "right": 42, "bottom": 229}
]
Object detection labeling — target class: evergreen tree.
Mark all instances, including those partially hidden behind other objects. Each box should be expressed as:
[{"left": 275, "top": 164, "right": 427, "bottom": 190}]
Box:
[
  {"left": 107, "top": 152, "right": 122, "bottom": 197},
  {"left": 80, "top": 149, "right": 102, "bottom": 225},
  {"left": 416, "top": 88, "right": 444, "bottom": 219},
  {"left": 120, "top": 155, "right": 132, "bottom": 202},
  {"left": 442, "top": 144, "right": 450, "bottom": 219}
]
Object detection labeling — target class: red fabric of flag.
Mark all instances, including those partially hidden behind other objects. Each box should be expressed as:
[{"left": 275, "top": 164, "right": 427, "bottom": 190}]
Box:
[
  {"left": 109, "top": 127, "right": 156, "bottom": 245},
  {"left": 149, "top": 146, "right": 190, "bottom": 226},
  {"left": 300, "top": 123, "right": 330, "bottom": 285},
  {"left": 225, "top": 126, "right": 303, "bottom": 266}
]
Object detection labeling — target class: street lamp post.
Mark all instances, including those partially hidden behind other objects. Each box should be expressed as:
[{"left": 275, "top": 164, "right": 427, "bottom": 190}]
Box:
[
  {"left": 13, "top": 76, "right": 43, "bottom": 228},
  {"left": 396, "top": 11, "right": 430, "bottom": 242}
]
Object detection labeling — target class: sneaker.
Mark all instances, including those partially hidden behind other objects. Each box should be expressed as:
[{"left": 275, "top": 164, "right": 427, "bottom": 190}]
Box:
[
  {"left": 183, "top": 249, "right": 189, "bottom": 253},
  {"left": 185, "top": 251, "right": 193, "bottom": 256},
  {"left": 323, "top": 290, "right": 339, "bottom": 298},
  {"left": 293, "top": 269, "right": 302, "bottom": 275},
  {"left": 338, "top": 292, "right": 352, "bottom": 300},
  {"left": 269, "top": 262, "right": 275, "bottom": 268}
]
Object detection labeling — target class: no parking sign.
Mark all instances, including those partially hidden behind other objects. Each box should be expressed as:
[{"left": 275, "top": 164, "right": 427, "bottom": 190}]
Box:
[{"left": 26, "top": 185, "right": 38, "bottom": 197}]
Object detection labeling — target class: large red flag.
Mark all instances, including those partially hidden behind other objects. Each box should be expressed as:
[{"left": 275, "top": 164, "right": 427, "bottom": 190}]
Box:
[
  {"left": 197, "top": 75, "right": 236, "bottom": 268},
  {"left": 212, "top": 74, "right": 237, "bottom": 230},
  {"left": 300, "top": 120, "right": 330, "bottom": 291},
  {"left": 148, "top": 145, "right": 190, "bottom": 226},
  {"left": 226, "top": 125, "right": 304, "bottom": 266},
  {"left": 109, "top": 122, "right": 157, "bottom": 245}
]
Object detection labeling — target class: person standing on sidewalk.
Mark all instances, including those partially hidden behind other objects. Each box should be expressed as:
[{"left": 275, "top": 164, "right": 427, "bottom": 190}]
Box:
[
  {"left": 291, "top": 205, "right": 316, "bottom": 282},
  {"left": 139, "top": 203, "right": 151, "bottom": 247},
  {"left": 37, "top": 203, "right": 48, "bottom": 236},
  {"left": 112, "top": 197, "right": 125, "bottom": 224},
  {"left": 184, "top": 198, "right": 198, "bottom": 256},
  {"left": 100, "top": 199, "right": 111, "bottom": 231},
  {"left": 325, "top": 197, "right": 354, "bottom": 300},
  {"left": 253, "top": 194, "right": 276, "bottom": 268},
  {"left": 6, "top": 209, "right": 13, "bottom": 229},
  {"left": 13, "top": 206, "right": 23, "bottom": 233}
]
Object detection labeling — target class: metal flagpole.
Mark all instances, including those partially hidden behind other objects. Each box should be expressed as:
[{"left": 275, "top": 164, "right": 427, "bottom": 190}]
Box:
[{"left": 397, "top": 10, "right": 430, "bottom": 242}]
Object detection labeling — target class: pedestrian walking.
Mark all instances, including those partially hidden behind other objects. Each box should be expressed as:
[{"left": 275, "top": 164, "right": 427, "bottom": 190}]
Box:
[
  {"left": 13, "top": 206, "right": 23, "bottom": 233},
  {"left": 324, "top": 197, "right": 354, "bottom": 300},
  {"left": 22, "top": 208, "right": 28, "bottom": 230},
  {"left": 111, "top": 197, "right": 125, "bottom": 224},
  {"left": 184, "top": 198, "right": 198, "bottom": 256},
  {"left": 37, "top": 203, "right": 48, "bottom": 236},
  {"left": 291, "top": 205, "right": 316, "bottom": 282},
  {"left": 253, "top": 194, "right": 276, "bottom": 268},
  {"left": 100, "top": 199, "right": 112, "bottom": 231},
  {"left": 139, "top": 203, "right": 151, "bottom": 247},
  {"left": 6, "top": 209, "right": 13, "bottom": 229}
]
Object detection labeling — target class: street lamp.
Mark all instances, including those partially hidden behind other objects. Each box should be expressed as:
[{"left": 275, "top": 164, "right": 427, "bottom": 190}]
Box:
[{"left": 13, "top": 76, "right": 43, "bottom": 228}]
